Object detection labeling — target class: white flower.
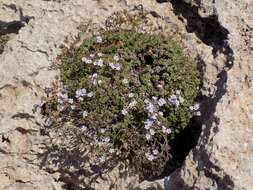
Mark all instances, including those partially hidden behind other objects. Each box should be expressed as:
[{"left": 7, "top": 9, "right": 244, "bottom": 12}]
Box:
[
  {"left": 162, "top": 126, "right": 166, "bottom": 133},
  {"left": 81, "top": 57, "right": 86, "bottom": 62},
  {"left": 152, "top": 96, "right": 158, "bottom": 101},
  {"left": 81, "top": 88, "right": 87, "bottom": 94},
  {"left": 91, "top": 73, "right": 98, "bottom": 85},
  {"left": 179, "top": 96, "right": 185, "bottom": 103},
  {"left": 194, "top": 103, "right": 200, "bottom": 110},
  {"left": 162, "top": 126, "right": 172, "bottom": 134},
  {"left": 82, "top": 57, "right": 92, "bottom": 64},
  {"left": 58, "top": 92, "right": 68, "bottom": 99},
  {"left": 87, "top": 92, "right": 93, "bottom": 97},
  {"left": 57, "top": 105, "right": 64, "bottom": 111},
  {"left": 104, "top": 137, "right": 110, "bottom": 143},
  {"left": 109, "top": 148, "right": 115, "bottom": 153},
  {"left": 190, "top": 103, "right": 200, "bottom": 111},
  {"left": 57, "top": 92, "right": 62, "bottom": 97},
  {"left": 57, "top": 92, "right": 68, "bottom": 99},
  {"left": 100, "top": 156, "right": 105, "bottom": 162},
  {"left": 152, "top": 149, "right": 159, "bottom": 155},
  {"left": 94, "top": 58, "right": 104, "bottom": 67},
  {"left": 92, "top": 79, "right": 97, "bottom": 85},
  {"left": 149, "top": 129, "right": 155, "bottom": 136},
  {"left": 68, "top": 98, "right": 74, "bottom": 104},
  {"left": 78, "top": 97, "right": 84, "bottom": 102},
  {"left": 80, "top": 125, "right": 87, "bottom": 131},
  {"left": 144, "top": 99, "right": 149, "bottom": 104},
  {"left": 158, "top": 111, "right": 164, "bottom": 116},
  {"left": 100, "top": 128, "right": 106, "bottom": 133},
  {"left": 97, "top": 52, "right": 103, "bottom": 57},
  {"left": 71, "top": 105, "right": 76, "bottom": 110},
  {"left": 194, "top": 111, "right": 201, "bottom": 116},
  {"left": 168, "top": 94, "right": 180, "bottom": 107},
  {"left": 128, "top": 100, "right": 137, "bottom": 108},
  {"left": 145, "top": 152, "right": 156, "bottom": 161},
  {"left": 98, "top": 141, "right": 104, "bottom": 147},
  {"left": 98, "top": 80, "right": 102, "bottom": 85},
  {"left": 90, "top": 54, "right": 95, "bottom": 58},
  {"left": 83, "top": 111, "right": 88, "bottom": 118},
  {"left": 145, "top": 102, "right": 156, "bottom": 113},
  {"left": 62, "top": 94, "right": 68, "bottom": 99},
  {"left": 109, "top": 62, "right": 114, "bottom": 68},
  {"left": 158, "top": 98, "right": 166, "bottom": 106},
  {"left": 121, "top": 108, "right": 128, "bottom": 115},
  {"left": 57, "top": 98, "right": 64, "bottom": 105},
  {"left": 176, "top": 90, "right": 181, "bottom": 95},
  {"left": 114, "top": 63, "right": 121, "bottom": 70},
  {"left": 109, "top": 62, "right": 121, "bottom": 70},
  {"left": 96, "top": 36, "right": 103, "bottom": 43},
  {"left": 145, "top": 133, "right": 151, "bottom": 140},
  {"left": 113, "top": 54, "right": 120, "bottom": 61},
  {"left": 76, "top": 88, "right": 86, "bottom": 97},
  {"left": 168, "top": 94, "right": 177, "bottom": 102},
  {"left": 157, "top": 84, "right": 163, "bottom": 89},
  {"left": 166, "top": 128, "right": 172, "bottom": 134},
  {"left": 128, "top": 93, "right": 134, "bottom": 98},
  {"left": 86, "top": 59, "right": 93, "bottom": 64},
  {"left": 122, "top": 78, "right": 129, "bottom": 85},
  {"left": 150, "top": 114, "right": 157, "bottom": 120}
]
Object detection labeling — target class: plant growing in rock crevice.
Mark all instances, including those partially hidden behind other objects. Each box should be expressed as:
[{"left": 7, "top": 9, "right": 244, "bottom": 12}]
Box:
[{"left": 42, "top": 29, "right": 201, "bottom": 179}]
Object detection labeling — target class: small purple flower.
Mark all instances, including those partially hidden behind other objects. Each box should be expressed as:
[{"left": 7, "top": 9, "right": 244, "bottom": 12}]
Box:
[{"left": 158, "top": 98, "right": 166, "bottom": 106}]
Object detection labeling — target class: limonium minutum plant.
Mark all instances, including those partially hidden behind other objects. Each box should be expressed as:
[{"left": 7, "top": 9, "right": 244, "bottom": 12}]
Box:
[{"left": 42, "top": 29, "right": 201, "bottom": 178}]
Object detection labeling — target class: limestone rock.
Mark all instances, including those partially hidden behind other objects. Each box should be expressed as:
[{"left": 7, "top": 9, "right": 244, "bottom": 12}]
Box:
[
  {"left": 166, "top": 0, "right": 253, "bottom": 190},
  {"left": 0, "top": 0, "right": 252, "bottom": 189}
]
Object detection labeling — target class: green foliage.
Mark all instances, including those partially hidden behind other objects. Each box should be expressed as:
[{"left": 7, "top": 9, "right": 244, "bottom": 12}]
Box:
[{"left": 44, "top": 29, "right": 200, "bottom": 178}]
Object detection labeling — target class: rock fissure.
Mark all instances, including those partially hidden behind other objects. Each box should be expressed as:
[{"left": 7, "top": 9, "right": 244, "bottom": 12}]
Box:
[{"left": 152, "top": 0, "right": 239, "bottom": 189}]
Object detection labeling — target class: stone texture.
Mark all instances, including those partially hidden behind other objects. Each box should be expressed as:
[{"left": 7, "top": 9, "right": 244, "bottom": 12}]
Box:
[
  {"left": 0, "top": 1, "right": 126, "bottom": 189},
  {"left": 166, "top": 0, "right": 253, "bottom": 190},
  {"left": 0, "top": 0, "right": 252, "bottom": 189}
]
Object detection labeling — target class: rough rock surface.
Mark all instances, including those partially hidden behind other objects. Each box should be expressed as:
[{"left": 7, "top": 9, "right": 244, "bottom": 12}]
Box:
[
  {"left": 0, "top": 0, "right": 252, "bottom": 189},
  {"left": 166, "top": 0, "right": 253, "bottom": 190}
]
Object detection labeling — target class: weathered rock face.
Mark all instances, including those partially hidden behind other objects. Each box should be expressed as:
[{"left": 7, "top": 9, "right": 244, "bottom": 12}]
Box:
[
  {"left": 0, "top": 0, "right": 252, "bottom": 189},
  {"left": 166, "top": 0, "right": 253, "bottom": 190},
  {"left": 0, "top": 1, "right": 127, "bottom": 189}
]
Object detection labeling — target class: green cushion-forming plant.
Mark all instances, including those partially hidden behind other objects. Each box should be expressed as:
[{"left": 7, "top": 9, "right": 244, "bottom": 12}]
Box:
[{"left": 44, "top": 29, "right": 200, "bottom": 178}]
